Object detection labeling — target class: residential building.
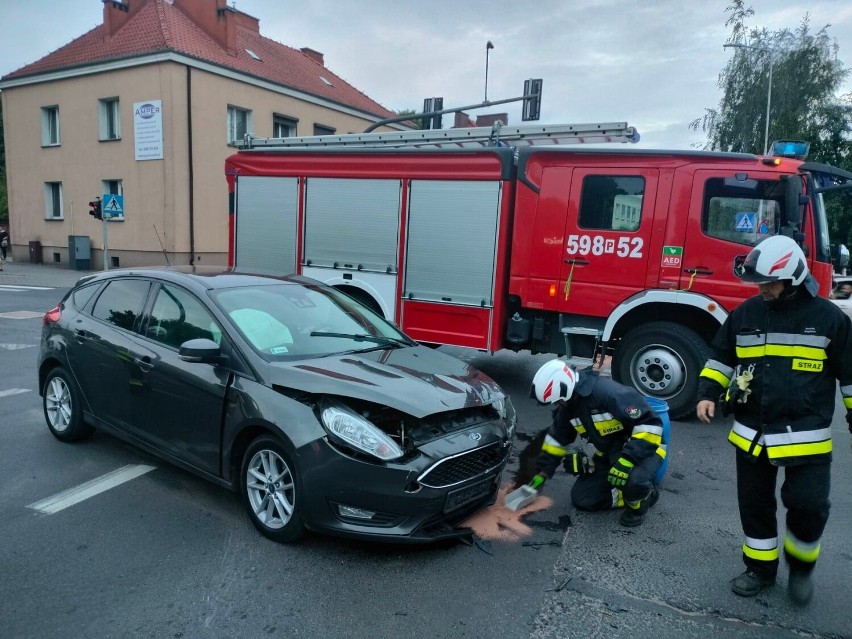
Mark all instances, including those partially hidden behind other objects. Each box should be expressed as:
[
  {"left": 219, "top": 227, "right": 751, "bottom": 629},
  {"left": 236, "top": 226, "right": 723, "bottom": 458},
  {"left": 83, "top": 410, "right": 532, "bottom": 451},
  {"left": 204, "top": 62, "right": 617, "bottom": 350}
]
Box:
[{"left": 0, "top": 0, "right": 404, "bottom": 269}]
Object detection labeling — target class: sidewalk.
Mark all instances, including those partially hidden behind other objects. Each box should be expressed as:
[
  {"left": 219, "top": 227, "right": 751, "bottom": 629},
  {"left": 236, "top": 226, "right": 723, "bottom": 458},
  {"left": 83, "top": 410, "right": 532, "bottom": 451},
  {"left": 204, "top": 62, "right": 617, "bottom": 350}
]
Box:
[{"left": 0, "top": 258, "right": 95, "bottom": 289}]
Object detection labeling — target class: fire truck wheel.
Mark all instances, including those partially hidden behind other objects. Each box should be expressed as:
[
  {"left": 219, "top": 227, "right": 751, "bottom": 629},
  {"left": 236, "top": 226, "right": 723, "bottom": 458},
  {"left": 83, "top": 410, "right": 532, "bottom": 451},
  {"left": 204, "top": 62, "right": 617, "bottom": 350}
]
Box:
[{"left": 611, "top": 321, "right": 711, "bottom": 420}]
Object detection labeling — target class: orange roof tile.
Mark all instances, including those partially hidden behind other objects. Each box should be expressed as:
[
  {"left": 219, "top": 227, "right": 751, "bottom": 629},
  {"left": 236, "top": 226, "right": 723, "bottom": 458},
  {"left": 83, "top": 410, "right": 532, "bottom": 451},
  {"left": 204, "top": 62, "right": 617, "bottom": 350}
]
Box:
[{"left": 1, "top": 0, "right": 397, "bottom": 120}]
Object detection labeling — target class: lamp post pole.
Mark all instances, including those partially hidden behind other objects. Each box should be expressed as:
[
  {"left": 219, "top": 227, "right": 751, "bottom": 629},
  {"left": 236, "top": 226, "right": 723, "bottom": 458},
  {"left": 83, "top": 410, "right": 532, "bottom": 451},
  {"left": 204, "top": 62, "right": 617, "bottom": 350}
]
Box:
[
  {"left": 485, "top": 41, "right": 494, "bottom": 102},
  {"left": 723, "top": 42, "right": 775, "bottom": 155}
]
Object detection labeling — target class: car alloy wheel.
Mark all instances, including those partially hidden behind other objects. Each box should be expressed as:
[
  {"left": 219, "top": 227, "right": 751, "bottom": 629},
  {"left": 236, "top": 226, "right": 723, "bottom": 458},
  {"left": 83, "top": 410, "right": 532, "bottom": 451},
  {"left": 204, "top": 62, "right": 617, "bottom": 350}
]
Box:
[
  {"left": 241, "top": 436, "right": 305, "bottom": 543},
  {"left": 42, "top": 367, "right": 93, "bottom": 442}
]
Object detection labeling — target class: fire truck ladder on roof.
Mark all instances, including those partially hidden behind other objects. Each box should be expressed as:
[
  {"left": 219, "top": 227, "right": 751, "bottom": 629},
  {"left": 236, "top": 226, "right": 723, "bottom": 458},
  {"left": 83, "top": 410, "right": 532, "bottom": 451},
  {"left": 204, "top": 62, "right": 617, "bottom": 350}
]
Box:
[{"left": 240, "top": 121, "right": 640, "bottom": 150}]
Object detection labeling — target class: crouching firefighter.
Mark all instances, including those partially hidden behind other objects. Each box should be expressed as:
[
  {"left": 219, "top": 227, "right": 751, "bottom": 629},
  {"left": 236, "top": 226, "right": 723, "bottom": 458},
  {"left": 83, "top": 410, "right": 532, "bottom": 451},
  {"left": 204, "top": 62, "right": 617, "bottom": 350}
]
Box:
[
  {"left": 528, "top": 359, "right": 665, "bottom": 527},
  {"left": 697, "top": 235, "right": 852, "bottom": 605}
]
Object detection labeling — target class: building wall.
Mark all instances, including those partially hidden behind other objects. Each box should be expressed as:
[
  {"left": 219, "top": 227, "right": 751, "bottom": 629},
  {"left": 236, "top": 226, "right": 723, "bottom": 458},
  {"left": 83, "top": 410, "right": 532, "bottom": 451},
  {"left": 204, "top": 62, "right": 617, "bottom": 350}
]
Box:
[{"left": 2, "top": 59, "right": 394, "bottom": 269}]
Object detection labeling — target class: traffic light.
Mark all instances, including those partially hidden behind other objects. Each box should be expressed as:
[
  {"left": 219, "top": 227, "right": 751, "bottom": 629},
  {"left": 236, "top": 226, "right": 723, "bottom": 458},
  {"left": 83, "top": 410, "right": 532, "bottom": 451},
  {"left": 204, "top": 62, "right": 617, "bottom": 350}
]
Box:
[
  {"left": 422, "top": 97, "right": 443, "bottom": 130},
  {"left": 522, "top": 79, "right": 543, "bottom": 121},
  {"left": 88, "top": 198, "right": 102, "bottom": 220}
]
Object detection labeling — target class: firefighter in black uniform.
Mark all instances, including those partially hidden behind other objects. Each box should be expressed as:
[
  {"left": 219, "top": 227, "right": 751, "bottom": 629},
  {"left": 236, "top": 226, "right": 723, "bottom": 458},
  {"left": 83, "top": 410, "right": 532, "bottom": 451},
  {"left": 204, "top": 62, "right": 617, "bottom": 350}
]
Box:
[
  {"left": 530, "top": 359, "right": 665, "bottom": 527},
  {"left": 697, "top": 235, "right": 852, "bottom": 605}
]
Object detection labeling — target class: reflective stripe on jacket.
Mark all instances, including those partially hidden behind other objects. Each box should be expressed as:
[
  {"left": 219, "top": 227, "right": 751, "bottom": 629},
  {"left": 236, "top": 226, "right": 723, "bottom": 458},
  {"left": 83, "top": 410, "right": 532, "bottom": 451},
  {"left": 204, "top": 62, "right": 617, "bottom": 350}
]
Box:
[
  {"left": 536, "top": 372, "right": 665, "bottom": 478},
  {"left": 698, "top": 291, "right": 852, "bottom": 465}
]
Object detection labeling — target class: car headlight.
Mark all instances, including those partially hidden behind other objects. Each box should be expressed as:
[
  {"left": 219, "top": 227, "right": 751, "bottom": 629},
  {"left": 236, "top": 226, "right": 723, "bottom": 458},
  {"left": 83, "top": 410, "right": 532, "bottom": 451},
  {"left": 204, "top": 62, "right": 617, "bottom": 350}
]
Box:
[
  {"left": 321, "top": 399, "right": 404, "bottom": 461},
  {"left": 493, "top": 395, "right": 517, "bottom": 438}
]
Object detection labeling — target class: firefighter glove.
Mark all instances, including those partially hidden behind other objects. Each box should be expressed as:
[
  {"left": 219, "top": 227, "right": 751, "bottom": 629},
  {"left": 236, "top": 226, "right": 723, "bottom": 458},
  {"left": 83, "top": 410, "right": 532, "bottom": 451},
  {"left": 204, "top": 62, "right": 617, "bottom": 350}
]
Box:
[
  {"left": 607, "top": 457, "right": 634, "bottom": 488},
  {"left": 529, "top": 474, "right": 546, "bottom": 490},
  {"left": 563, "top": 452, "right": 595, "bottom": 476}
]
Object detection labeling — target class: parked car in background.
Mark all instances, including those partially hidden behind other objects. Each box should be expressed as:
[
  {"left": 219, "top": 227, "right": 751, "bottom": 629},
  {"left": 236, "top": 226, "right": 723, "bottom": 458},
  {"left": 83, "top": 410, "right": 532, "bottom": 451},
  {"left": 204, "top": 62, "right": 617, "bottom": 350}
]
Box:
[
  {"left": 831, "top": 275, "right": 852, "bottom": 319},
  {"left": 38, "top": 267, "right": 516, "bottom": 543}
]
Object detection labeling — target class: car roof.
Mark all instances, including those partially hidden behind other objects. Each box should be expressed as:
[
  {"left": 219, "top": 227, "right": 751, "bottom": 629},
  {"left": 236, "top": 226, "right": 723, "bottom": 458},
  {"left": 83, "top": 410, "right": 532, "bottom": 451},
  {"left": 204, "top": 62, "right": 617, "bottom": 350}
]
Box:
[{"left": 74, "top": 266, "right": 314, "bottom": 293}]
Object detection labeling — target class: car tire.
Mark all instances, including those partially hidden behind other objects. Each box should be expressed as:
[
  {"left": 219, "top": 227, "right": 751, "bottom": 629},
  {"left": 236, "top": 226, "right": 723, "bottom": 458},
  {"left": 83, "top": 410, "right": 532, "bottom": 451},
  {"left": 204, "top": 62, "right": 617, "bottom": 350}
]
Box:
[
  {"left": 42, "top": 367, "right": 93, "bottom": 442},
  {"left": 612, "top": 321, "right": 711, "bottom": 420},
  {"left": 240, "top": 436, "right": 305, "bottom": 543}
]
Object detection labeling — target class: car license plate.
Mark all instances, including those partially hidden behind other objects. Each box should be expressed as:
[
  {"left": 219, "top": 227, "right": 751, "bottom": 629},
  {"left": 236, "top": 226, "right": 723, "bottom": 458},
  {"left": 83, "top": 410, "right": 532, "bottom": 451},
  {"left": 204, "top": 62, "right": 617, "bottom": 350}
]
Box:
[{"left": 444, "top": 477, "right": 493, "bottom": 513}]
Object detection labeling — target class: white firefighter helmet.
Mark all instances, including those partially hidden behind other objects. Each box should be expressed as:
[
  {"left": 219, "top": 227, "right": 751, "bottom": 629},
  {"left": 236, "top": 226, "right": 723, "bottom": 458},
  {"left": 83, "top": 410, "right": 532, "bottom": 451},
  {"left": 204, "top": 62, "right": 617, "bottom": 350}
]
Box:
[
  {"left": 738, "top": 235, "right": 819, "bottom": 295},
  {"left": 531, "top": 359, "right": 578, "bottom": 405}
]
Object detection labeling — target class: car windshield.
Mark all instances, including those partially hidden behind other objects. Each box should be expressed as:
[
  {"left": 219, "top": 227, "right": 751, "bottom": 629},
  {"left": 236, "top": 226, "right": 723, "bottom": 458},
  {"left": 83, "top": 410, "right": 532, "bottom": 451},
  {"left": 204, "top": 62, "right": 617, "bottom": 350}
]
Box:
[{"left": 210, "top": 282, "right": 411, "bottom": 360}]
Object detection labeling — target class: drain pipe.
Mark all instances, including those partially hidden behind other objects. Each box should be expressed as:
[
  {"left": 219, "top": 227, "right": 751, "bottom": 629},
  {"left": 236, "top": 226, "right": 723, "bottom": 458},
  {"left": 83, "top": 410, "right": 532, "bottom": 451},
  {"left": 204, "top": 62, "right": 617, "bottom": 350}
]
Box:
[{"left": 186, "top": 66, "right": 195, "bottom": 264}]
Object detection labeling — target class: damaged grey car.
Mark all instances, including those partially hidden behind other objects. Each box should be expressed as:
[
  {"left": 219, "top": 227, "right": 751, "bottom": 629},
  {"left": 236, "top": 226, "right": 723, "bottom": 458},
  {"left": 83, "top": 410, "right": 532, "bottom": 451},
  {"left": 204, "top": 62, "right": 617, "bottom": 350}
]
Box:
[{"left": 38, "top": 267, "right": 516, "bottom": 543}]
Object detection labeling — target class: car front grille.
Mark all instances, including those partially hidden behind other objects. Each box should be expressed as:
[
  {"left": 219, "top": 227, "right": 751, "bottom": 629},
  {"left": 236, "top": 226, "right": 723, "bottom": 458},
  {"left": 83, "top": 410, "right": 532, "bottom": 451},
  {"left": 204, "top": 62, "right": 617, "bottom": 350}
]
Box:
[{"left": 418, "top": 442, "right": 508, "bottom": 489}]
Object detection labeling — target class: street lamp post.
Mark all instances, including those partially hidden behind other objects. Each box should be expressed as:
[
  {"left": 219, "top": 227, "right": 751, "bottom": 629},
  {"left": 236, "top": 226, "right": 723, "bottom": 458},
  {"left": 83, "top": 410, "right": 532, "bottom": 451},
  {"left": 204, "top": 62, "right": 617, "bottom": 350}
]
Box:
[
  {"left": 485, "top": 41, "right": 494, "bottom": 102},
  {"left": 723, "top": 42, "right": 775, "bottom": 155}
]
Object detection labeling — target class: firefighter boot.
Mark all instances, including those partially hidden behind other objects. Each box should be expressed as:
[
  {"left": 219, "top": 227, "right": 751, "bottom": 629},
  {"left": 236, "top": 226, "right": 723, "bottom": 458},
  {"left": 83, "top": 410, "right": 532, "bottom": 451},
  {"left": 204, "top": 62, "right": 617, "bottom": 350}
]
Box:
[
  {"left": 619, "top": 487, "right": 659, "bottom": 527},
  {"left": 731, "top": 569, "right": 776, "bottom": 597},
  {"left": 787, "top": 569, "right": 814, "bottom": 605}
]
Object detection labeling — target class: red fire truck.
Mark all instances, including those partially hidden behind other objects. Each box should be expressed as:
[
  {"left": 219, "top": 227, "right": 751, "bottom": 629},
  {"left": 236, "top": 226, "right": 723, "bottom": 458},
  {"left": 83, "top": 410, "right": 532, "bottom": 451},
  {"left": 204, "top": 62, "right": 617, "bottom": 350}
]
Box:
[{"left": 225, "top": 122, "right": 852, "bottom": 418}]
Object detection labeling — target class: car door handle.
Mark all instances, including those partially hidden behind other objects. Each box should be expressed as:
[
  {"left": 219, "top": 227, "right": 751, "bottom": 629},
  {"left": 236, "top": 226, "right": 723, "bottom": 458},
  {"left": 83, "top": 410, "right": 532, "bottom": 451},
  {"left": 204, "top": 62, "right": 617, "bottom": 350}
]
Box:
[
  {"left": 564, "top": 259, "right": 590, "bottom": 265},
  {"left": 684, "top": 267, "right": 714, "bottom": 276},
  {"left": 74, "top": 329, "right": 93, "bottom": 341},
  {"left": 133, "top": 356, "right": 154, "bottom": 372}
]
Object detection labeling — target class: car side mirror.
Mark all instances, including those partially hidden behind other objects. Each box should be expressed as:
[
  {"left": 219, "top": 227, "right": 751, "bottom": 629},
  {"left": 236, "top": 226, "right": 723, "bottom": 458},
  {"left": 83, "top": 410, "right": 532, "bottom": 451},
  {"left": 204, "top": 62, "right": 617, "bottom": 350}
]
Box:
[{"left": 179, "top": 338, "right": 223, "bottom": 364}]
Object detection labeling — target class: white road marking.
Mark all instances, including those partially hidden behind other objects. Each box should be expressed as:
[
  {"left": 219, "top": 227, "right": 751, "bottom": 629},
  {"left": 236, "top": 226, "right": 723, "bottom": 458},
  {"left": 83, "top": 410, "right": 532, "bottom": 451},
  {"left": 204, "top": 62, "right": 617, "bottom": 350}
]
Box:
[
  {"left": 0, "top": 311, "right": 46, "bottom": 319},
  {"left": 0, "top": 388, "right": 31, "bottom": 397},
  {"left": 0, "top": 344, "right": 37, "bottom": 350},
  {"left": 0, "top": 285, "right": 54, "bottom": 291},
  {"left": 27, "top": 464, "right": 157, "bottom": 514}
]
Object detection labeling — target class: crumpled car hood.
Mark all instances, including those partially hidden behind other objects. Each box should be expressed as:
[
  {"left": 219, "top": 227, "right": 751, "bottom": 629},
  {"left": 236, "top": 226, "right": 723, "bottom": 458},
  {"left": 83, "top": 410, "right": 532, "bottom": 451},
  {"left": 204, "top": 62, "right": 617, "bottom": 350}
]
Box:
[{"left": 266, "top": 345, "right": 504, "bottom": 418}]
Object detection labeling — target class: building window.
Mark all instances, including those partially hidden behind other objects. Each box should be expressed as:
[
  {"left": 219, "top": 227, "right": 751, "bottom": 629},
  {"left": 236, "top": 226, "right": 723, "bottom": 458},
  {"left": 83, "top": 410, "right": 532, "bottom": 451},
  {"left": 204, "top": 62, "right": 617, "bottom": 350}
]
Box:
[
  {"left": 44, "top": 182, "right": 63, "bottom": 219},
  {"left": 99, "top": 98, "right": 121, "bottom": 140},
  {"left": 101, "top": 179, "right": 124, "bottom": 221},
  {"left": 41, "top": 106, "right": 60, "bottom": 146},
  {"left": 228, "top": 106, "right": 252, "bottom": 144},
  {"left": 313, "top": 124, "right": 336, "bottom": 136},
  {"left": 273, "top": 114, "right": 298, "bottom": 138}
]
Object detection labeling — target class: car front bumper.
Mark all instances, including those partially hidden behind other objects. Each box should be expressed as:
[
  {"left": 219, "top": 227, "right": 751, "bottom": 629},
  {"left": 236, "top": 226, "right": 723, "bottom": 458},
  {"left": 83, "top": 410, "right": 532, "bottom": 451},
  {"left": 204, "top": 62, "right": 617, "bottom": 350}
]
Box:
[{"left": 296, "top": 430, "right": 511, "bottom": 543}]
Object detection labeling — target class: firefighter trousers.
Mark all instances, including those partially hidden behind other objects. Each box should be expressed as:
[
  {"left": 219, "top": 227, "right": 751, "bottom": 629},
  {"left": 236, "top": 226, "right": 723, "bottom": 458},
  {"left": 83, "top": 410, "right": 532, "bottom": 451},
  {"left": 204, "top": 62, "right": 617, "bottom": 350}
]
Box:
[
  {"left": 735, "top": 449, "right": 831, "bottom": 577},
  {"left": 571, "top": 454, "right": 661, "bottom": 511}
]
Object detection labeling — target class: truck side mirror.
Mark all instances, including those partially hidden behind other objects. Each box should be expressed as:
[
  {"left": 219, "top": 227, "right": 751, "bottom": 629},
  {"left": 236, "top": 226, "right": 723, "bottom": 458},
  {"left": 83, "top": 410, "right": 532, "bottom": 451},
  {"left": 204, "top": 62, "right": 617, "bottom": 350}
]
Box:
[{"left": 783, "top": 175, "right": 803, "bottom": 227}]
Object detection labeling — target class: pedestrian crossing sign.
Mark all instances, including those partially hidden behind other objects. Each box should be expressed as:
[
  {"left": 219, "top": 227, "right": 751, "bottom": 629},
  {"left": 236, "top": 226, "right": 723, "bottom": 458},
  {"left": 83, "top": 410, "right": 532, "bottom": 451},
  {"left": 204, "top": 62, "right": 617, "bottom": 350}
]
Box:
[
  {"left": 102, "top": 194, "right": 124, "bottom": 218},
  {"left": 735, "top": 212, "right": 755, "bottom": 233}
]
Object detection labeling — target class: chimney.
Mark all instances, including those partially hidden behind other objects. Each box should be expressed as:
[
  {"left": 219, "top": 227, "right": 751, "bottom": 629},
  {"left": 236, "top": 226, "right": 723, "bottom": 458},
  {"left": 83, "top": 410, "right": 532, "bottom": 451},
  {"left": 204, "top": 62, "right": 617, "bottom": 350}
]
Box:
[
  {"left": 475, "top": 113, "right": 509, "bottom": 127},
  {"left": 454, "top": 112, "right": 476, "bottom": 128},
  {"left": 102, "top": 0, "right": 132, "bottom": 37},
  {"left": 300, "top": 48, "right": 325, "bottom": 66},
  {"left": 178, "top": 0, "right": 260, "bottom": 54}
]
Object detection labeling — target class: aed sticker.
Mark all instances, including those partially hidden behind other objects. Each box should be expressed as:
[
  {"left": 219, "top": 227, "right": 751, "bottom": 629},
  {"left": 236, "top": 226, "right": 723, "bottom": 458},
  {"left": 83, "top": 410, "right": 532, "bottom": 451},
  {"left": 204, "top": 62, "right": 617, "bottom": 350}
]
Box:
[
  {"left": 661, "top": 246, "right": 683, "bottom": 268},
  {"left": 792, "top": 359, "right": 823, "bottom": 372}
]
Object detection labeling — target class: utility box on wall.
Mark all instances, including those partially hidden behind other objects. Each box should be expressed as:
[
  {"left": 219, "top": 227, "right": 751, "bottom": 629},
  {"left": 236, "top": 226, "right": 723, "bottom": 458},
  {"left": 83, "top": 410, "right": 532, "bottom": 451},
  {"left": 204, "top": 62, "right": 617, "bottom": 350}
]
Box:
[
  {"left": 28, "top": 241, "right": 43, "bottom": 264},
  {"left": 68, "top": 235, "right": 91, "bottom": 270}
]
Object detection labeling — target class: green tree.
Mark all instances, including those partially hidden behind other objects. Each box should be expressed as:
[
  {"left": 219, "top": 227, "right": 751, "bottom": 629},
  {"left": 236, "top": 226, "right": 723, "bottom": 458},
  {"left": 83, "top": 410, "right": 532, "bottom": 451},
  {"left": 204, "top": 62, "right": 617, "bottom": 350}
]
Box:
[{"left": 692, "top": 1, "right": 852, "bottom": 246}]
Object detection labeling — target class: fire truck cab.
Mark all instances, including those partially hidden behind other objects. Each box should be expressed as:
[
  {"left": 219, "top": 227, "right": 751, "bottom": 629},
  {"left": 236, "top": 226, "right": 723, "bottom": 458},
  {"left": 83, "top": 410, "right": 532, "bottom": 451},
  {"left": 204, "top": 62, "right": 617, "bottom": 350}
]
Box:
[{"left": 225, "top": 124, "right": 852, "bottom": 418}]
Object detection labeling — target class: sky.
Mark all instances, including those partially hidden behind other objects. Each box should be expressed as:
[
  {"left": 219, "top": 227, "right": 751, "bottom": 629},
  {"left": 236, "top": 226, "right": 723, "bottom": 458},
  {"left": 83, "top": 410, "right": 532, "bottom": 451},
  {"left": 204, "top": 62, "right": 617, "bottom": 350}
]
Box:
[{"left": 1, "top": 0, "right": 851, "bottom": 149}]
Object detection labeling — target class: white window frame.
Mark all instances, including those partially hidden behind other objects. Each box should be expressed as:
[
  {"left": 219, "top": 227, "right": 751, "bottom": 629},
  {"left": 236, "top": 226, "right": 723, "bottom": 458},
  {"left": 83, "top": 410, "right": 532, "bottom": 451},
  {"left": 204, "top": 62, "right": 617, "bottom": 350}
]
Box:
[
  {"left": 99, "top": 97, "right": 121, "bottom": 140},
  {"left": 227, "top": 105, "right": 252, "bottom": 145},
  {"left": 101, "top": 179, "right": 124, "bottom": 221},
  {"left": 273, "top": 113, "right": 298, "bottom": 138},
  {"left": 44, "top": 182, "right": 63, "bottom": 219},
  {"left": 41, "top": 106, "right": 60, "bottom": 146}
]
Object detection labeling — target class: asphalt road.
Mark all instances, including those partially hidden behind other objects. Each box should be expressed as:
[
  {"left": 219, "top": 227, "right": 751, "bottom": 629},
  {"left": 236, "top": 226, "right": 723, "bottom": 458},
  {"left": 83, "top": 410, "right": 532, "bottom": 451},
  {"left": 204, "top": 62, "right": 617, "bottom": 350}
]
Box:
[{"left": 1, "top": 262, "right": 850, "bottom": 639}]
